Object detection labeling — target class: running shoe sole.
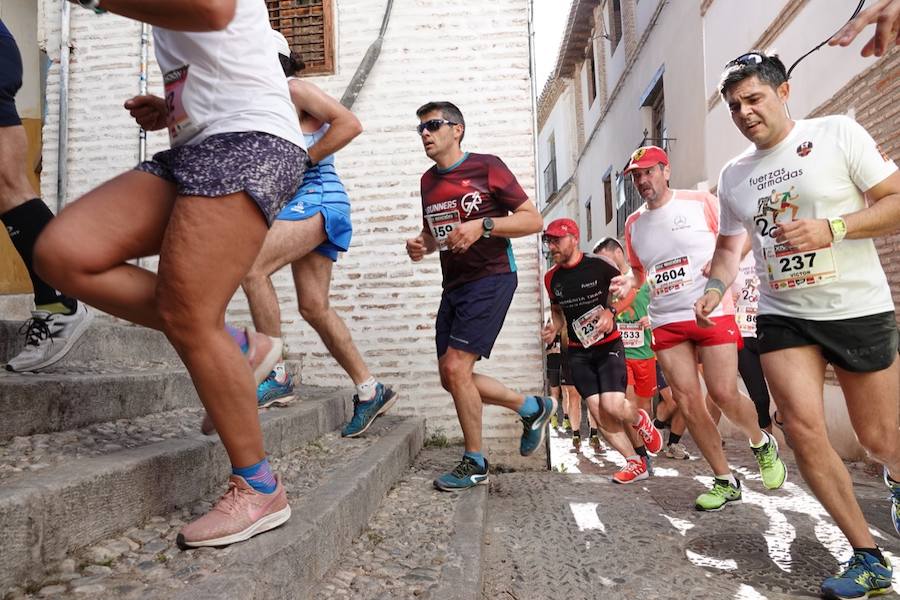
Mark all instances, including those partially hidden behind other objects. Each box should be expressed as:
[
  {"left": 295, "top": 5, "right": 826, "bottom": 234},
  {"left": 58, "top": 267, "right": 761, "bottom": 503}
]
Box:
[
  {"left": 342, "top": 389, "right": 400, "bottom": 438},
  {"left": 175, "top": 505, "right": 291, "bottom": 549},
  {"left": 433, "top": 475, "right": 489, "bottom": 491},
  {"left": 695, "top": 498, "right": 742, "bottom": 512}
]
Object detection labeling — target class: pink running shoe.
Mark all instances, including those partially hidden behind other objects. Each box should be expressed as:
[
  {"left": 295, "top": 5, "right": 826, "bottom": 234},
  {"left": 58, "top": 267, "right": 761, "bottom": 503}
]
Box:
[
  {"left": 176, "top": 474, "right": 290, "bottom": 549},
  {"left": 632, "top": 409, "right": 663, "bottom": 454},
  {"left": 612, "top": 457, "right": 649, "bottom": 484},
  {"left": 200, "top": 327, "right": 283, "bottom": 435}
]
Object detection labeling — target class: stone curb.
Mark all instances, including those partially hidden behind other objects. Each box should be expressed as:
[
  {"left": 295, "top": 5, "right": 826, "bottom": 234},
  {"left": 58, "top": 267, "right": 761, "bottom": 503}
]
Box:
[
  {"left": 0, "top": 369, "right": 196, "bottom": 440},
  {"left": 432, "top": 484, "right": 489, "bottom": 600},
  {"left": 0, "top": 390, "right": 348, "bottom": 590},
  {"left": 0, "top": 321, "right": 182, "bottom": 366},
  {"left": 168, "top": 416, "right": 426, "bottom": 600}
]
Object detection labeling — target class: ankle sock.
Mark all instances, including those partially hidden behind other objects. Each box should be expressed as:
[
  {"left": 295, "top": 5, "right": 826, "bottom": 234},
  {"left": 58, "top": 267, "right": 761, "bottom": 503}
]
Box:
[
  {"left": 356, "top": 376, "right": 377, "bottom": 401},
  {"left": 225, "top": 325, "right": 249, "bottom": 353},
  {"left": 464, "top": 451, "right": 486, "bottom": 470},
  {"left": 855, "top": 547, "right": 886, "bottom": 566},
  {"left": 715, "top": 473, "right": 738, "bottom": 488},
  {"left": 1, "top": 198, "right": 75, "bottom": 307},
  {"left": 35, "top": 300, "right": 76, "bottom": 315},
  {"left": 518, "top": 395, "right": 540, "bottom": 418},
  {"left": 589, "top": 428, "right": 598, "bottom": 437},
  {"left": 653, "top": 418, "right": 668, "bottom": 429},
  {"left": 273, "top": 362, "right": 288, "bottom": 382},
  {"left": 634, "top": 445, "right": 648, "bottom": 459},
  {"left": 749, "top": 432, "right": 768, "bottom": 448},
  {"left": 668, "top": 432, "right": 682, "bottom": 446},
  {"left": 232, "top": 457, "right": 277, "bottom": 494}
]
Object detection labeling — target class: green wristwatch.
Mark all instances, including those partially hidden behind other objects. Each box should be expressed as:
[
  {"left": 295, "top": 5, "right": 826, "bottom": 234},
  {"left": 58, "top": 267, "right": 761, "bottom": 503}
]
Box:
[{"left": 828, "top": 217, "right": 847, "bottom": 243}]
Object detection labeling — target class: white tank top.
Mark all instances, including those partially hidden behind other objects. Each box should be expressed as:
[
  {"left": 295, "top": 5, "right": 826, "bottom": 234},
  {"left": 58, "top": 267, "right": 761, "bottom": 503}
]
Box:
[{"left": 152, "top": 0, "right": 305, "bottom": 150}]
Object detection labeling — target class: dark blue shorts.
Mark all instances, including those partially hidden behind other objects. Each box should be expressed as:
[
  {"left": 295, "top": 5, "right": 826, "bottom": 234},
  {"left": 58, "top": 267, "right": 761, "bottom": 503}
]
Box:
[
  {"left": 0, "top": 25, "right": 23, "bottom": 128},
  {"left": 436, "top": 272, "right": 517, "bottom": 359}
]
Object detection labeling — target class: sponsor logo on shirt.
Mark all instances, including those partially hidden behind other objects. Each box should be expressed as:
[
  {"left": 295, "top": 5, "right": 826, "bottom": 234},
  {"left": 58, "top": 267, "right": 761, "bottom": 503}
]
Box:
[
  {"left": 749, "top": 167, "right": 804, "bottom": 191},
  {"left": 460, "top": 191, "right": 483, "bottom": 217},
  {"left": 754, "top": 187, "right": 799, "bottom": 238},
  {"left": 581, "top": 280, "right": 598, "bottom": 289},
  {"left": 796, "top": 141, "right": 813, "bottom": 157},
  {"left": 672, "top": 215, "right": 689, "bottom": 231},
  {"left": 425, "top": 199, "right": 458, "bottom": 214}
]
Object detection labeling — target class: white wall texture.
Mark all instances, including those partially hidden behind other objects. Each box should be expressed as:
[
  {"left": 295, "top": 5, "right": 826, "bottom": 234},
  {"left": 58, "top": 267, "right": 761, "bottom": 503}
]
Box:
[{"left": 36, "top": 0, "right": 542, "bottom": 448}]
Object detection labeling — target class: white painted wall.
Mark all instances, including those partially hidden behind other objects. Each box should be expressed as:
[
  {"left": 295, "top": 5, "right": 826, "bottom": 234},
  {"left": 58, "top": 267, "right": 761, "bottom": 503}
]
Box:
[
  {"left": 36, "top": 0, "right": 541, "bottom": 448},
  {"left": 537, "top": 85, "right": 576, "bottom": 207},
  {"left": 1, "top": 0, "right": 41, "bottom": 119},
  {"left": 634, "top": 0, "right": 660, "bottom": 40}
]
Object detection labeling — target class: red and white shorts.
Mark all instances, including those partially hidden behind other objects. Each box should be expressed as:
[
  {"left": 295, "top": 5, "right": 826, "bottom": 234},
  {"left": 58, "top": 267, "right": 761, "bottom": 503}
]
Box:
[{"left": 651, "top": 315, "right": 743, "bottom": 352}]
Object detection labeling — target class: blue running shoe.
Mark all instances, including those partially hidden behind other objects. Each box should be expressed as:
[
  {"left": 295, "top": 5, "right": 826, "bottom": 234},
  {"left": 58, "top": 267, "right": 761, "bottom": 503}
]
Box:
[
  {"left": 519, "top": 396, "right": 556, "bottom": 456},
  {"left": 884, "top": 466, "right": 900, "bottom": 536},
  {"left": 257, "top": 371, "right": 295, "bottom": 408},
  {"left": 434, "top": 456, "right": 489, "bottom": 491},
  {"left": 341, "top": 383, "right": 398, "bottom": 437},
  {"left": 821, "top": 551, "right": 892, "bottom": 599}
]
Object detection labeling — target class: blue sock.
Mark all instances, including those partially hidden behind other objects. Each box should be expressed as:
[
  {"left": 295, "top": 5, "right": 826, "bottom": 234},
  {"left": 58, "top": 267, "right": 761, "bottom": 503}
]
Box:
[
  {"left": 518, "top": 395, "right": 540, "bottom": 418},
  {"left": 464, "top": 451, "right": 486, "bottom": 469},
  {"left": 232, "top": 457, "right": 277, "bottom": 494},
  {"left": 225, "top": 324, "right": 249, "bottom": 354}
]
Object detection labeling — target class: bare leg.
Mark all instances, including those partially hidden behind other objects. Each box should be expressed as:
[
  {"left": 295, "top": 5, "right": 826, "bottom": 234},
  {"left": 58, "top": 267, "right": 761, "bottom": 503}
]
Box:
[
  {"left": 698, "top": 344, "right": 765, "bottom": 444},
  {"left": 585, "top": 394, "right": 635, "bottom": 458},
  {"left": 0, "top": 124, "right": 37, "bottom": 211},
  {"left": 564, "top": 384, "right": 582, "bottom": 434}
]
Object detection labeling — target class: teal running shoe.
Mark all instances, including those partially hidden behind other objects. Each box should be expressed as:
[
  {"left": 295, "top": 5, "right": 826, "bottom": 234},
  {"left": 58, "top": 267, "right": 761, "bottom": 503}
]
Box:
[
  {"left": 434, "top": 456, "right": 489, "bottom": 491},
  {"left": 820, "top": 551, "right": 892, "bottom": 599},
  {"left": 341, "top": 383, "right": 398, "bottom": 437},
  {"left": 257, "top": 371, "right": 295, "bottom": 408},
  {"left": 520, "top": 396, "right": 556, "bottom": 456}
]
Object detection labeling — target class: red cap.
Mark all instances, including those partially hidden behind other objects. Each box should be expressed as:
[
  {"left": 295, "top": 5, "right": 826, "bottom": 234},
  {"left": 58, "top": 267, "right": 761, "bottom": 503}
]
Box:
[
  {"left": 544, "top": 218, "right": 579, "bottom": 238},
  {"left": 624, "top": 145, "right": 669, "bottom": 173}
]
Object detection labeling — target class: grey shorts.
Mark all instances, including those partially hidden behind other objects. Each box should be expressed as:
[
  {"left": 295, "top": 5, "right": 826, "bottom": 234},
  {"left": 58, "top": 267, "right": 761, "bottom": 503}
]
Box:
[{"left": 135, "top": 132, "right": 307, "bottom": 226}]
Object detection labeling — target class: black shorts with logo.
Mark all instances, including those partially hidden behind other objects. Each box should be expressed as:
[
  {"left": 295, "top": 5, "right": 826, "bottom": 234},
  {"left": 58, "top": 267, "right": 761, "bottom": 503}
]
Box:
[
  {"left": 756, "top": 311, "right": 899, "bottom": 373},
  {"left": 567, "top": 337, "right": 628, "bottom": 398},
  {"left": 547, "top": 352, "right": 561, "bottom": 387}
]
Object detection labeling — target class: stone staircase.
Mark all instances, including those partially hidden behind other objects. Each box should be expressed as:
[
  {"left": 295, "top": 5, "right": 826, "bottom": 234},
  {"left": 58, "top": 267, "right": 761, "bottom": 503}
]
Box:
[{"left": 0, "top": 319, "right": 428, "bottom": 599}]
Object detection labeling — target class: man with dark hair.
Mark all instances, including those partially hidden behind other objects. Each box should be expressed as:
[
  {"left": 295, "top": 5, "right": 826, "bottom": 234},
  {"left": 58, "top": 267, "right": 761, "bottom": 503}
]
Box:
[
  {"left": 406, "top": 101, "right": 550, "bottom": 491},
  {"left": 0, "top": 19, "right": 91, "bottom": 372},
  {"left": 612, "top": 145, "right": 786, "bottom": 511},
  {"left": 697, "top": 50, "right": 900, "bottom": 599}
]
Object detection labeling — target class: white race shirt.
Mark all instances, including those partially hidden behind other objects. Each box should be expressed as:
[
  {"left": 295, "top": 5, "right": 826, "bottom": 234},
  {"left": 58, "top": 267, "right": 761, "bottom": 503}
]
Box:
[
  {"left": 625, "top": 190, "right": 735, "bottom": 328},
  {"left": 731, "top": 253, "right": 760, "bottom": 337},
  {"left": 152, "top": 0, "right": 305, "bottom": 149},
  {"left": 718, "top": 116, "right": 896, "bottom": 320}
]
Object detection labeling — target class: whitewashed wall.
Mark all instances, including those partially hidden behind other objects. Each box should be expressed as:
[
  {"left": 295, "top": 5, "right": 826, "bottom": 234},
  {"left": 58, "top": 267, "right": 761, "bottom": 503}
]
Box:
[{"left": 37, "top": 0, "right": 542, "bottom": 447}]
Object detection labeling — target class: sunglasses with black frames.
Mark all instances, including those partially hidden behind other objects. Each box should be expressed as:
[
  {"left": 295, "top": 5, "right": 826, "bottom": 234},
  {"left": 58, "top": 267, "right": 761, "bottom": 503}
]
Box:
[{"left": 416, "top": 119, "right": 458, "bottom": 135}]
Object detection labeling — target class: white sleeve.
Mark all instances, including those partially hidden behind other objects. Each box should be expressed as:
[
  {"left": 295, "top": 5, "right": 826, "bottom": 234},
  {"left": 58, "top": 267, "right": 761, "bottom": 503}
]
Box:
[
  {"left": 717, "top": 166, "right": 745, "bottom": 236},
  {"left": 838, "top": 116, "right": 897, "bottom": 193}
]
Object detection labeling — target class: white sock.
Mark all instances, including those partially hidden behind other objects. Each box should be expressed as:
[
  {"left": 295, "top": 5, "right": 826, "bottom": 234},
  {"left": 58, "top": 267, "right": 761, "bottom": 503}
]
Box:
[
  {"left": 356, "top": 376, "right": 377, "bottom": 401},
  {"left": 715, "top": 472, "right": 738, "bottom": 487},
  {"left": 749, "top": 431, "right": 768, "bottom": 448},
  {"left": 273, "top": 362, "right": 287, "bottom": 382}
]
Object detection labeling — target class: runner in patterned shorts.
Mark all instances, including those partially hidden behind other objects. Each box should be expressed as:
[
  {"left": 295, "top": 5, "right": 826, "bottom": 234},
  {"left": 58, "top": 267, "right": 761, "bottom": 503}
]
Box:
[
  {"left": 405, "top": 101, "right": 552, "bottom": 491},
  {"left": 698, "top": 51, "right": 900, "bottom": 599},
  {"left": 611, "top": 145, "right": 787, "bottom": 511},
  {"left": 37, "top": 0, "right": 307, "bottom": 548},
  {"left": 542, "top": 219, "right": 663, "bottom": 484}
]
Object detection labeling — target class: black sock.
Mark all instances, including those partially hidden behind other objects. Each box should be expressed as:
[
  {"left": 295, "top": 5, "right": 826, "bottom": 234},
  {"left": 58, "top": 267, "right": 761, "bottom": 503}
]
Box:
[
  {"left": 589, "top": 428, "right": 598, "bottom": 437},
  {"left": 855, "top": 547, "right": 886, "bottom": 566},
  {"left": 668, "top": 432, "right": 682, "bottom": 446},
  {"left": 653, "top": 418, "right": 668, "bottom": 429},
  {"left": 1, "top": 199, "right": 75, "bottom": 308},
  {"left": 634, "top": 445, "right": 648, "bottom": 458}
]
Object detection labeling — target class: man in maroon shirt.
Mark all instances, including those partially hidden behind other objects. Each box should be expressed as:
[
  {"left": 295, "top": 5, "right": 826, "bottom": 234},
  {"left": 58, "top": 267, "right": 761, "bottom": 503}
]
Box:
[{"left": 405, "top": 101, "right": 550, "bottom": 490}]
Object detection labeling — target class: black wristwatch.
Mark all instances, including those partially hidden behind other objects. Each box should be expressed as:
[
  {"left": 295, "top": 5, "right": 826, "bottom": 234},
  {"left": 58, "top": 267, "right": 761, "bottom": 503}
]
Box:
[{"left": 481, "top": 217, "right": 495, "bottom": 238}]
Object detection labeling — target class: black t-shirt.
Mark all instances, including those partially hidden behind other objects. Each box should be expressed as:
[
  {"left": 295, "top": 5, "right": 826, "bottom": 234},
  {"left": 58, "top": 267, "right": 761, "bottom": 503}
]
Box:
[{"left": 545, "top": 254, "right": 621, "bottom": 349}]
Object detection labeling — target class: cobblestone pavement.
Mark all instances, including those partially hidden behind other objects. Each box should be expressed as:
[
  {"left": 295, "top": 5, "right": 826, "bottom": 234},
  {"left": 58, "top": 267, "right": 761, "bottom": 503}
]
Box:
[
  {"left": 311, "top": 446, "right": 473, "bottom": 600},
  {"left": 479, "top": 425, "right": 900, "bottom": 600},
  {"left": 2, "top": 419, "right": 391, "bottom": 600}
]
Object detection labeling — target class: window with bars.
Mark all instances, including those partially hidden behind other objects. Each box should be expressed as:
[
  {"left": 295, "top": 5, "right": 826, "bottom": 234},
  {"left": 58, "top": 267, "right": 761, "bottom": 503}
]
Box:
[{"left": 267, "top": 0, "right": 335, "bottom": 76}]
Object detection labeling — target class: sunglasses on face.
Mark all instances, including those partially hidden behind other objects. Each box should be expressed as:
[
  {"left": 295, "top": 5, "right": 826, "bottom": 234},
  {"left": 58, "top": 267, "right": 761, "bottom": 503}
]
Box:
[
  {"left": 541, "top": 234, "right": 566, "bottom": 245},
  {"left": 417, "top": 119, "right": 458, "bottom": 135}
]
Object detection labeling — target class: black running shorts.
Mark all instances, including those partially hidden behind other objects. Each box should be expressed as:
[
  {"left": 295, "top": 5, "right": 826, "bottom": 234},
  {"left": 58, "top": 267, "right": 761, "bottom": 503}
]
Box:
[{"left": 567, "top": 337, "right": 628, "bottom": 399}]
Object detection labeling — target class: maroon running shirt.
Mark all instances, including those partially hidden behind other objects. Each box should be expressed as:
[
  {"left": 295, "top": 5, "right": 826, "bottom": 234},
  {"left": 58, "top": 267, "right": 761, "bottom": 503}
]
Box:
[{"left": 420, "top": 153, "right": 528, "bottom": 290}]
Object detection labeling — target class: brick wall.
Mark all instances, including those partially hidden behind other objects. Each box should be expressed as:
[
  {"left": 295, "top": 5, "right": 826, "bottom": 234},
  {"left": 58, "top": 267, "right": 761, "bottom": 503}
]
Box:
[{"left": 38, "top": 0, "right": 541, "bottom": 447}]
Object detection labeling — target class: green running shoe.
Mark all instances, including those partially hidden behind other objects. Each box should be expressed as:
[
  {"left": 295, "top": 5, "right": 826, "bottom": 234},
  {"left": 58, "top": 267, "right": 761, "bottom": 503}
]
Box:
[
  {"left": 752, "top": 431, "right": 787, "bottom": 490},
  {"left": 695, "top": 477, "right": 742, "bottom": 511}
]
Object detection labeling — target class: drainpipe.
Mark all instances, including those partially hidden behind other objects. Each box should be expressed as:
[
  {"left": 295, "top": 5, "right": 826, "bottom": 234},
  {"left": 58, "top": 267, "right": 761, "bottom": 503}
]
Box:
[
  {"left": 137, "top": 22, "right": 150, "bottom": 161},
  {"left": 56, "top": 2, "right": 71, "bottom": 214},
  {"left": 339, "top": 0, "right": 393, "bottom": 109}
]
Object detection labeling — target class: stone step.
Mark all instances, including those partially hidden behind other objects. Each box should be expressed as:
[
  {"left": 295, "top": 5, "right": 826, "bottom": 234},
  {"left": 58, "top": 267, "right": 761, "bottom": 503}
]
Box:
[
  {"left": 0, "top": 387, "right": 349, "bottom": 593},
  {"left": 7, "top": 415, "right": 423, "bottom": 600},
  {"left": 0, "top": 367, "right": 196, "bottom": 441},
  {"left": 0, "top": 320, "right": 181, "bottom": 367}
]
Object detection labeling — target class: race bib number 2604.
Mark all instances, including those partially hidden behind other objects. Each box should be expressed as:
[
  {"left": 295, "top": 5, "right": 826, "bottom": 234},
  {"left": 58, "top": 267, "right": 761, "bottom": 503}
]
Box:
[{"left": 649, "top": 256, "right": 693, "bottom": 297}]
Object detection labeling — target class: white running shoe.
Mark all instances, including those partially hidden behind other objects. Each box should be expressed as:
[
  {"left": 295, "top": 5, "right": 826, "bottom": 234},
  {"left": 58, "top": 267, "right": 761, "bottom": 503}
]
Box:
[{"left": 5, "top": 302, "right": 93, "bottom": 372}]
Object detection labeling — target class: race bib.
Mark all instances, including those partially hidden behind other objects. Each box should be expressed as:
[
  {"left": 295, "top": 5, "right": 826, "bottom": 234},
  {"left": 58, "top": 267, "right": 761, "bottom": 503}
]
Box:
[
  {"left": 426, "top": 210, "right": 461, "bottom": 252},
  {"left": 572, "top": 305, "right": 610, "bottom": 348},
  {"left": 649, "top": 256, "right": 693, "bottom": 297},
  {"left": 735, "top": 306, "right": 757, "bottom": 336},
  {"left": 163, "top": 65, "right": 198, "bottom": 144},
  {"left": 763, "top": 243, "right": 838, "bottom": 292},
  {"left": 618, "top": 322, "right": 645, "bottom": 349}
]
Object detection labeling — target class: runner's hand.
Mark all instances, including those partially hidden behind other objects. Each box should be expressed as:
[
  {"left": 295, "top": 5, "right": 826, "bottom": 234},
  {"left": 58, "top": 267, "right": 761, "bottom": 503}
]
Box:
[
  {"left": 693, "top": 291, "right": 720, "bottom": 328},
  {"left": 638, "top": 316, "right": 651, "bottom": 329},
  {"left": 610, "top": 273, "right": 634, "bottom": 298},
  {"left": 829, "top": 0, "right": 900, "bottom": 57},
  {"left": 446, "top": 220, "right": 482, "bottom": 254},
  {"left": 541, "top": 321, "right": 559, "bottom": 344},
  {"left": 597, "top": 309, "right": 615, "bottom": 335},
  {"left": 124, "top": 95, "right": 168, "bottom": 131},
  {"left": 773, "top": 219, "right": 833, "bottom": 251},
  {"left": 406, "top": 235, "right": 429, "bottom": 261}
]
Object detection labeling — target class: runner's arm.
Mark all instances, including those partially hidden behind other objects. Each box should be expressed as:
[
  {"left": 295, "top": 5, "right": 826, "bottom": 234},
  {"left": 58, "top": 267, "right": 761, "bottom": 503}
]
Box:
[
  {"left": 288, "top": 80, "right": 363, "bottom": 165},
  {"left": 84, "top": 1, "right": 237, "bottom": 31},
  {"left": 843, "top": 170, "right": 900, "bottom": 239},
  {"left": 487, "top": 199, "right": 543, "bottom": 238},
  {"left": 694, "top": 232, "right": 744, "bottom": 326}
]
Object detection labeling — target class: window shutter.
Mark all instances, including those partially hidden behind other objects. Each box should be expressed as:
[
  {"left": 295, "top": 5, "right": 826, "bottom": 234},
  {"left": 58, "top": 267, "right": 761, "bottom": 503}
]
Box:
[{"left": 267, "top": 0, "right": 335, "bottom": 76}]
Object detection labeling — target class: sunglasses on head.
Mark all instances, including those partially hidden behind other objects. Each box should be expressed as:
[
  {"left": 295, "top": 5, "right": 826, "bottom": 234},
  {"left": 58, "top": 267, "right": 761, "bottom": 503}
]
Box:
[
  {"left": 417, "top": 119, "right": 457, "bottom": 134},
  {"left": 725, "top": 52, "right": 765, "bottom": 69}
]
